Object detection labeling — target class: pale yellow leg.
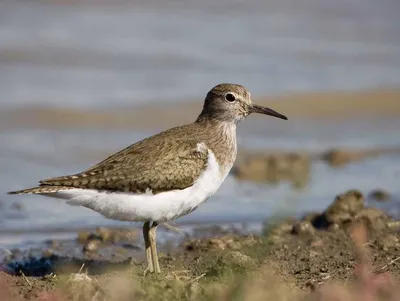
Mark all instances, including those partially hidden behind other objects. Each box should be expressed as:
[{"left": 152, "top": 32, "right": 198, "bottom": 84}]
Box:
[
  {"left": 142, "top": 221, "right": 154, "bottom": 274},
  {"left": 149, "top": 222, "right": 161, "bottom": 273}
]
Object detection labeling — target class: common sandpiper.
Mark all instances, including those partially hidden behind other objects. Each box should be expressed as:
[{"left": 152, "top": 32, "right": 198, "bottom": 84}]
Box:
[{"left": 8, "top": 83, "right": 288, "bottom": 273}]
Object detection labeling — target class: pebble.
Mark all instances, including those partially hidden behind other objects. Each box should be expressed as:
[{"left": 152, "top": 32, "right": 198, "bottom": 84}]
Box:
[
  {"left": 77, "top": 231, "right": 93, "bottom": 244},
  {"left": 369, "top": 189, "right": 391, "bottom": 202},
  {"left": 83, "top": 240, "right": 101, "bottom": 253},
  {"left": 232, "top": 151, "right": 311, "bottom": 188},
  {"left": 292, "top": 221, "right": 315, "bottom": 236}
]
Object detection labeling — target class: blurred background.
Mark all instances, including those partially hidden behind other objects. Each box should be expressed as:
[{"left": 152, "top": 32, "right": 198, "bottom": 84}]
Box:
[{"left": 0, "top": 0, "right": 399, "bottom": 252}]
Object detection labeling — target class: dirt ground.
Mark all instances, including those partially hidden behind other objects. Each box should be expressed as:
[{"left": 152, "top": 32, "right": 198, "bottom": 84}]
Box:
[{"left": 1, "top": 190, "right": 400, "bottom": 300}]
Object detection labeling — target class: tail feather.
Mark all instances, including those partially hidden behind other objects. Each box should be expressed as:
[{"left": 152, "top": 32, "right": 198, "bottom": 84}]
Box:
[{"left": 8, "top": 186, "right": 74, "bottom": 195}]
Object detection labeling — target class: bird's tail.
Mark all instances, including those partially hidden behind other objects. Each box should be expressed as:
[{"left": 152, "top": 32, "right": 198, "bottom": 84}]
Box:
[{"left": 8, "top": 186, "right": 74, "bottom": 195}]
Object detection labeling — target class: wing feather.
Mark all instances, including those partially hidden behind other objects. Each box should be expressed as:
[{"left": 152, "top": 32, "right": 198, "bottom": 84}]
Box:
[{"left": 38, "top": 139, "right": 208, "bottom": 194}]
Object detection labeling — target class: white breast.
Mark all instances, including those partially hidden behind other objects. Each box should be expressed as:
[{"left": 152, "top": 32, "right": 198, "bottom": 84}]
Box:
[{"left": 51, "top": 144, "right": 231, "bottom": 223}]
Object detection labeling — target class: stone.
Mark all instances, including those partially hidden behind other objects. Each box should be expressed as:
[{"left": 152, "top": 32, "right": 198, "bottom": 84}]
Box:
[
  {"left": 369, "top": 189, "right": 391, "bottom": 202},
  {"left": 83, "top": 239, "right": 100, "bottom": 253},
  {"left": 77, "top": 231, "right": 93, "bottom": 244},
  {"left": 233, "top": 151, "right": 311, "bottom": 188},
  {"left": 324, "top": 190, "right": 364, "bottom": 225},
  {"left": 292, "top": 221, "right": 316, "bottom": 236}
]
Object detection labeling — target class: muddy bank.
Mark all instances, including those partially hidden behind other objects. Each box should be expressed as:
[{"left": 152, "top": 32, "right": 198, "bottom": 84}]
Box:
[
  {"left": 319, "top": 147, "right": 400, "bottom": 168},
  {"left": 233, "top": 151, "right": 311, "bottom": 189},
  {"left": 1, "top": 89, "right": 400, "bottom": 131},
  {"left": 233, "top": 146, "right": 400, "bottom": 187},
  {"left": 1, "top": 189, "right": 400, "bottom": 300}
]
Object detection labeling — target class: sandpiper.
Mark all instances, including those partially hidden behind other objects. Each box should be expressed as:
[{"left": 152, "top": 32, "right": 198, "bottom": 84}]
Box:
[{"left": 8, "top": 83, "right": 287, "bottom": 273}]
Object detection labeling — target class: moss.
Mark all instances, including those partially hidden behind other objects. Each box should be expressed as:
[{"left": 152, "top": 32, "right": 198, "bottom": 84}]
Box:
[{"left": 203, "top": 251, "right": 256, "bottom": 280}]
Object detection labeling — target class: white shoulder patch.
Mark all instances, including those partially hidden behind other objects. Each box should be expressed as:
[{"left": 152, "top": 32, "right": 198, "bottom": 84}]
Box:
[{"left": 196, "top": 142, "right": 208, "bottom": 153}]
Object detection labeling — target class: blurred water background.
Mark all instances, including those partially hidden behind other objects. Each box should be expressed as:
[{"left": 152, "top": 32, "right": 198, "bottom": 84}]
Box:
[{"left": 0, "top": 0, "right": 400, "bottom": 250}]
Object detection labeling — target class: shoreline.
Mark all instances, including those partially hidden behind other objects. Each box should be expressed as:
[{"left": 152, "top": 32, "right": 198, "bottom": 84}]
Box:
[
  {"left": 1, "top": 189, "right": 400, "bottom": 300},
  {"left": 1, "top": 88, "right": 400, "bottom": 130}
]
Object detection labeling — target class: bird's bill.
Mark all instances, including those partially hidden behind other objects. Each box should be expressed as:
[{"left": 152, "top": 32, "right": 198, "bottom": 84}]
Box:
[{"left": 249, "top": 104, "right": 288, "bottom": 120}]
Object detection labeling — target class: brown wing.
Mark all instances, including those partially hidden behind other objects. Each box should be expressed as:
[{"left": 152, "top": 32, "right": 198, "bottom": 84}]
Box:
[{"left": 38, "top": 138, "right": 208, "bottom": 194}]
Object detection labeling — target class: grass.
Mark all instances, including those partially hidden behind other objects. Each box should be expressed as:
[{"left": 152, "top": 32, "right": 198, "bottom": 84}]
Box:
[{"left": 1, "top": 223, "right": 400, "bottom": 301}]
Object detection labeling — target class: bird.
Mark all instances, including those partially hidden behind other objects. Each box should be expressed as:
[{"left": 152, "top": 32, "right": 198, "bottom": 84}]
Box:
[{"left": 8, "top": 83, "right": 287, "bottom": 273}]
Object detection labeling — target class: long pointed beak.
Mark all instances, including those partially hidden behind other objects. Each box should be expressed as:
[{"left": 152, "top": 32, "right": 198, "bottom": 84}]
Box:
[{"left": 249, "top": 104, "right": 288, "bottom": 120}]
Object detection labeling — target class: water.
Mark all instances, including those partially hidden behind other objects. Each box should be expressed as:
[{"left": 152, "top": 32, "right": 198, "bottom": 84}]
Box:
[
  {"left": 1, "top": 0, "right": 399, "bottom": 109},
  {"left": 1, "top": 119, "right": 400, "bottom": 249},
  {"left": 0, "top": 0, "right": 400, "bottom": 249}
]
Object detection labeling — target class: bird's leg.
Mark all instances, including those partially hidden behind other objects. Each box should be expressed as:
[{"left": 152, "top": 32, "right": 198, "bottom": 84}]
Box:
[
  {"left": 142, "top": 221, "right": 154, "bottom": 274},
  {"left": 149, "top": 221, "right": 160, "bottom": 273}
]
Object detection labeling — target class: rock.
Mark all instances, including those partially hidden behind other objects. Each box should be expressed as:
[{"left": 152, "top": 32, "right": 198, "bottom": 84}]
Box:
[
  {"left": 324, "top": 190, "right": 364, "bottom": 225},
  {"left": 292, "top": 221, "right": 315, "bottom": 236},
  {"left": 68, "top": 273, "right": 93, "bottom": 283},
  {"left": 308, "top": 190, "right": 396, "bottom": 233},
  {"left": 111, "top": 228, "right": 139, "bottom": 243},
  {"left": 83, "top": 239, "right": 101, "bottom": 253},
  {"left": 325, "top": 211, "right": 353, "bottom": 226},
  {"left": 263, "top": 219, "right": 295, "bottom": 236},
  {"left": 65, "top": 273, "right": 99, "bottom": 301},
  {"left": 77, "top": 231, "right": 93, "bottom": 244},
  {"left": 322, "top": 147, "right": 400, "bottom": 168},
  {"left": 305, "top": 189, "right": 399, "bottom": 235},
  {"left": 78, "top": 227, "right": 138, "bottom": 246},
  {"left": 232, "top": 151, "right": 311, "bottom": 188},
  {"left": 96, "top": 227, "right": 113, "bottom": 242},
  {"left": 388, "top": 221, "right": 400, "bottom": 230},
  {"left": 264, "top": 220, "right": 296, "bottom": 243},
  {"left": 308, "top": 190, "right": 366, "bottom": 230},
  {"left": 208, "top": 237, "right": 236, "bottom": 250},
  {"left": 379, "top": 234, "right": 399, "bottom": 250},
  {"left": 355, "top": 207, "right": 390, "bottom": 231},
  {"left": 322, "top": 149, "right": 364, "bottom": 167},
  {"left": 327, "top": 223, "right": 340, "bottom": 232},
  {"left": 184, "top": 235, "right": 257, "bottom": 252},
  {"left": 286, "top": 153, "right": 312, "bottom": 189},
  {"left": 233, "top": 154, "right": 269, "bottom": 182},
  {"left": 369, "top": 189, "right": 391, "bottom": 202},
  {"left": 355, "top": 207, "right": 386, "bottom": 220}
]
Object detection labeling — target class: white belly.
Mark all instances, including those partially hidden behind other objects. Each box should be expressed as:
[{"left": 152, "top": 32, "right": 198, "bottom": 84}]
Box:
[{"left": 50, "top": 148, "right": 231, "bottom": 222}]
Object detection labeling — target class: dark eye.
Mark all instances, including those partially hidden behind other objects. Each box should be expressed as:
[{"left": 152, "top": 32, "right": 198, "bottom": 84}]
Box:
[{"left": 225, "top": 93, "right": 236, "bottom": 102}]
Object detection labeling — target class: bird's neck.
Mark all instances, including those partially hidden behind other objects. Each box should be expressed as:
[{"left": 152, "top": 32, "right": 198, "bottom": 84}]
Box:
[{"left": 195, "top": 117, "right": 237, "bottom": 174}]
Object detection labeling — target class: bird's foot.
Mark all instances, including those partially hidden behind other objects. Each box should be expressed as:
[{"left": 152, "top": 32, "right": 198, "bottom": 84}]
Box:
[
  {"left": 143, "top": 264, "right": 154, "bottom": 276},
  {"left": 153, "top": 264, "right": 161, "bottom": 274}
]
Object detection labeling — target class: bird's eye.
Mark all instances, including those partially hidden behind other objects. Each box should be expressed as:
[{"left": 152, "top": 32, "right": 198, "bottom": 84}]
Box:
[{"left": 225, "top": 93, "right": 236, "bottom": 102}]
